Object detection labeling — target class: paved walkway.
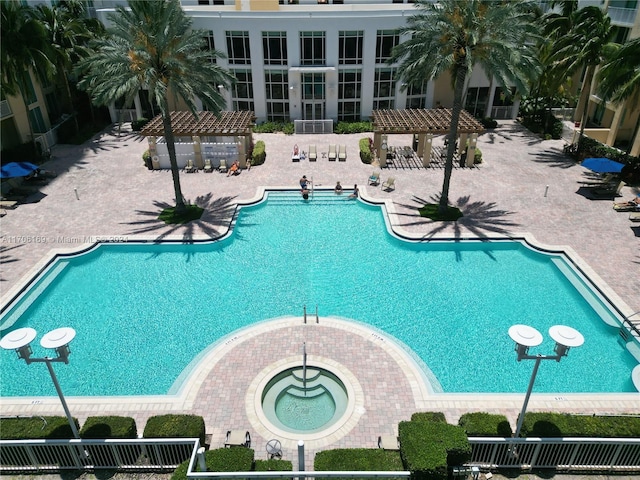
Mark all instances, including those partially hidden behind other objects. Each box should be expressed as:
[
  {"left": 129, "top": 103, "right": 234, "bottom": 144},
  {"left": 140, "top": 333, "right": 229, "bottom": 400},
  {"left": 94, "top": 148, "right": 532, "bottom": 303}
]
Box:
[{"left": 0, "top": 121, "right": 639, "bottom": 468}]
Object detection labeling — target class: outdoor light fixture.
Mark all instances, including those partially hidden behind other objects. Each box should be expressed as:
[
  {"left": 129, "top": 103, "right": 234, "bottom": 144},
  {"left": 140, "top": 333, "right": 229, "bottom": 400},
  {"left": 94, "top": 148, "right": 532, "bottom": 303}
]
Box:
[
  {"left": 1, "top": 327, "right": 80, "bottom": 438},
  {"left": 508, "top": 324, "right": 584, "bottom": 443},
  {"left": 381, "top": 135, "right": 388, "bottom": 151}
]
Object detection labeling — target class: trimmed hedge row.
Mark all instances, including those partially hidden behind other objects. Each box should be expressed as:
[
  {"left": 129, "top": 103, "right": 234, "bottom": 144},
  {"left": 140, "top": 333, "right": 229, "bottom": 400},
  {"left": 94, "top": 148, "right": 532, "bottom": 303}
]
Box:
[
  {"left": 252, "top": 140, "right": 266, "bottom": 165},
  {"left": 171, "top": 448, "right": 255, "bottom": 480},
  {"left": 315, "top": 448, "right": 404, "bottom": 471},
  {"left": 359, "top": 137, "right": 373, "bottom": 164},
  {"left": 458, "top": 412, "right": 512, "bottom": 437},
  {"left": 0, "top": 416, "right": 78, "bottom": 440},
  {"left": 519, "top": 413, "right": 640, "bottom": 438}
]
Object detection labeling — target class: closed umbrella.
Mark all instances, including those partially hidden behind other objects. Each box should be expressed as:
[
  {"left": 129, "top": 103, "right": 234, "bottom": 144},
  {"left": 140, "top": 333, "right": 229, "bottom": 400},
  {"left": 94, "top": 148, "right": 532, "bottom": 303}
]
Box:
[
  {"left": 0, "top": 162, "right": 39, "bottom": 179},
  {"left": 581, "top": 157, "right": 624, "bottom": 174}
]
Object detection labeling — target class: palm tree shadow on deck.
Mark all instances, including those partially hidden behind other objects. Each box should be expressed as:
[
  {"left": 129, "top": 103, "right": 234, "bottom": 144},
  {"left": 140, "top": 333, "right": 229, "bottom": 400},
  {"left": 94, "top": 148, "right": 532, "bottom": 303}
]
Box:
[
  {"left": 123, "top": 193, "right": 239, "bottom": 246},
  {"left": 393, "top": 195, "right": 521, "bottom": 260},
  {"left": 0, "top": 244, "right": 25, "bottom": 282}
]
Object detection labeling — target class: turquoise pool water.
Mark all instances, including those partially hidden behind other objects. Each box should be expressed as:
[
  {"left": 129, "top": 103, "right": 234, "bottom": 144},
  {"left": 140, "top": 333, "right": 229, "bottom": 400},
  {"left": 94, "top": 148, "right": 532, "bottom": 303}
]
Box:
[{"left": 0, "top": 191, "right": 637, "bottom": 396}]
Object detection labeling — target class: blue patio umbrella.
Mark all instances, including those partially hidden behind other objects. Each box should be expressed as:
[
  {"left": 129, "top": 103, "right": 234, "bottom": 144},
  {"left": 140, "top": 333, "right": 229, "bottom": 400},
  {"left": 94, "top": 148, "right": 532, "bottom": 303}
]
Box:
[
  {"left": 581, "top": 157, "right": 625, "bottom": 174},
  {"left": 0, "top": 162, "right": 39, "bottom": 179}
]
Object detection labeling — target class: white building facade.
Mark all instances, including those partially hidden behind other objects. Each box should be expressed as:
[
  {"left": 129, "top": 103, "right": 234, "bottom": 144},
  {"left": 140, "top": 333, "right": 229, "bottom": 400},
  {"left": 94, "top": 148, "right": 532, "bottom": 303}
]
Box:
[{"left": 94, "top": 0, "right": 518, "bottom": 124}]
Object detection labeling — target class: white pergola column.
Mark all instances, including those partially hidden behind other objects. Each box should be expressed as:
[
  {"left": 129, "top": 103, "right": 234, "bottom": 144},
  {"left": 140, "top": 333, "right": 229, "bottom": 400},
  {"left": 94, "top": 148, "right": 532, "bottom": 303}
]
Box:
[
  {"left": 465, "top": 133, "right": 478, "bottom": 167},
  {"left": 421, "top": 134, "right": 433, "bottom": 167}
]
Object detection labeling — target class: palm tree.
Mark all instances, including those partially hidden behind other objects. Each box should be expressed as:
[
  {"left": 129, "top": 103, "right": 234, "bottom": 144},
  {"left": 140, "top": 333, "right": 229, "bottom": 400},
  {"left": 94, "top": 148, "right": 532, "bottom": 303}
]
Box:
[
  {"left": 1, "top": 1, "right": 55, "bottom": 150},
  {"left": 390, "top": 0, "right": 540, "bottom": 213},
  {"left": 552, "top": 6, "right": 615, "bottom": 149},
  {"left": 596, "top": 38, "right": 640, "bottom": 155},
  {"left": 77, "top": 0, "right": 233, "bottom": 215},
  {"left": 34, "top": 1, "right": 105, "bottom": 135}
]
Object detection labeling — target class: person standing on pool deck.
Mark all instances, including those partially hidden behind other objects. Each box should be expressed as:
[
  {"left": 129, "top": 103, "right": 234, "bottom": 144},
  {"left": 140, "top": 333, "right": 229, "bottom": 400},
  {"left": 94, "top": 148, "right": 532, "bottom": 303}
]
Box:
[{"left": 348, "top": 184, "right": 359, "bottom": 199}]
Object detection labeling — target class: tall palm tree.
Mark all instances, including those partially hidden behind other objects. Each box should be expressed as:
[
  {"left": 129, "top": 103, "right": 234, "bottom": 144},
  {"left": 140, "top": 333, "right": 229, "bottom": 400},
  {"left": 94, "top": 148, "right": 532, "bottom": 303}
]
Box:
[
  {"left": 77, "top": 0, "right": 233, "bottom": 215},
  {"left": 1, "top": 1, "right": 55, "bottom": 149},
  {"left": 34, "top": 1, "right": 105, "bottom": 135},
  {"left": 390, "top": 0, "right": 540, "bottom": 213},
  {"left": 552, "top": 6, "right": 615, "bottom": 149},
  {"left": 596, "top": 38, "right": 640, "bottom": 155}
]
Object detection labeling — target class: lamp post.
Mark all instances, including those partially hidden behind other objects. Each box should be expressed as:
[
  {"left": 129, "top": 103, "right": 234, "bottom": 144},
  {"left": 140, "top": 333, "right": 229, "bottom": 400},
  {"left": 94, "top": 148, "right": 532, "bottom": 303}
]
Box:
[
  {"left": 0, "top": 327, "right": 80, "bottom": 439},
  {"left": 508, "top": 324, "right": 584, "bottom": 440}
]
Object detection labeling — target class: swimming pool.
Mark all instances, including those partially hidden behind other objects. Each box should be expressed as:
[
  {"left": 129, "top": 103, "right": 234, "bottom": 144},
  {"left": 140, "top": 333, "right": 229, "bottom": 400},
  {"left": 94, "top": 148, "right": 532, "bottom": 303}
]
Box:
[{"left": 0, "top": 191, "right": 637, "bottom": 396}]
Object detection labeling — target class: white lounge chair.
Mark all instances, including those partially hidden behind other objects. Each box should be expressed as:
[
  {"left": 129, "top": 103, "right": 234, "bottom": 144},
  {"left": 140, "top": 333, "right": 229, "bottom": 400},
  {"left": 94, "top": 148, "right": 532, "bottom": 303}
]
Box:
[
  {"left": 225, "top": 430, "right": 251, "bottom": 447},
  {"left": 184, "top": 159, "right": 197, "bottom": 173},
  {"left": 338, "top": 144, "right": 347, "bottom": 161},
  {"left": 218, "top": 159, "right": 228, "bottom": 173},
  {"left": 382, "top": 177, "right": 396, "bottom": 191},
  {"left": 203, "top": 159, "right": 213, "bottom": 173},
  {"left": 328, "top": 144, "right": 337, "bottom": 161},
  {"left": 368, "top": 171, "right": 380, "bottom": 186},
  {"left": 309, "top": 145, "right": 317, "bottom": 162}
]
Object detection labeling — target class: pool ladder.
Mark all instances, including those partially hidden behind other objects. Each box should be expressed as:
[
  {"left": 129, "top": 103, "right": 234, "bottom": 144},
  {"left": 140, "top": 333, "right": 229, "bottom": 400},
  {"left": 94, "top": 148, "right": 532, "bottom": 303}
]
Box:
[{"left": 303, "top": 305, "right": 319, "bottom": 324}]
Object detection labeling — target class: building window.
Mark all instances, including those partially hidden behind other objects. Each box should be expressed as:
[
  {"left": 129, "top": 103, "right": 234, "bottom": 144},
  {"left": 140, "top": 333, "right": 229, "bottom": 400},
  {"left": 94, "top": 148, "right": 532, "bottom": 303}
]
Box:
[
  {"left": 263, "top": 32, "right": 287, "bottom": 66},
  {"left": 339, "top": 31, "right": 363, "bottom": 65},
  {"left": 265, "top": 70, "right": 290, "bottom": 121},
  {"left": 300, "top": 32, "right": 325, "bottom": 66},
  {"left": 405, "top": 82, "right": 427, "bottom": 109},
  {"left": 198, "top": 0, "right": 210, "bottom": 4},
  {"left": 203, "top": 31, "right": 217, "bottom": 64},
  {"left": 376, "top": 30, "right": 399, "bottom": 63},
  {"left": 22, "top": 72, "right": 37, "bottom": 105},
  {"left": 232, "top": 69, "right": 254, "bottom": 111},
  {"left": 45, "top": 91, "right": 62, "bottom": 123},
  {"left": 373, "top": 68, "right": 396, "bottom": 110},
  {"left": 338, "top": 70, "right": 361, "bottom": 121},
  {"left": 465, "top": 87, "right": 489, "bottom": 117},
  {"left": 302, "top": 72, "right": 325, "bottom": 99},
  {"left": 226, "top": 31, "right": 251, "bottom": 65},
  {"left": 28, "top": 106, "right": 47, "bottom": 133}
]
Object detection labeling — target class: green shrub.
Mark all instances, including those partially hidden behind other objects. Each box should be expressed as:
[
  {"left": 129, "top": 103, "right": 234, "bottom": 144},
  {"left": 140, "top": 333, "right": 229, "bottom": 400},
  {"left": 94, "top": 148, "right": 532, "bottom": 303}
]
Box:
[
  {"left": 252, "top": 140, "right": 266, "bottom": 165},
  {"left": 473, "top": 147, "right": 482, "bottom": 164},
  {"left": 172, "top": 448, "right": 255, "bottom": 480},
  {"left": 458, "top": 412, "right": 511, "bottom": 437},
  {"left": 80, "top": 416, "right": 137, "bottom": 438},
  {"left": 519, "top": 413, "right": 640, "bottom": 438},
  {"left": 0, "top": 416, "right": 78, "bottom": 439},
  {"left": 315, "top": 448, "right": 404, "bottom": 472},
  {"left": 399, "top": 420, "right": 471, "bottom": 480},
  {"left": 131, "top": 117, "right": 150, "bottom": 131},
  {"left": 143, "top": 414, "right": 205, "bottom": 444},
  {"left": 410, "top": 412, "right": 447, "bottom": 423},
  {"left": 253, "top": 122, "right": 294, "bottom": 134},
  {"left": 359, "top": 137, "right": 373, "bottom": 164},
  {"left": 550, "top": 117, "right": 563, "bottom": 139},
  {"left": 282, "top": 123, "right": 295, "bottom": 135},
  {"left": 254, "top": 458, "right": 293, "bottom": 471},
  {"left": 480, "top": 117, "right": 497, "bottom": 129},
  {"left": 334, "top": 121, "right": 373, "bottom": 134}
]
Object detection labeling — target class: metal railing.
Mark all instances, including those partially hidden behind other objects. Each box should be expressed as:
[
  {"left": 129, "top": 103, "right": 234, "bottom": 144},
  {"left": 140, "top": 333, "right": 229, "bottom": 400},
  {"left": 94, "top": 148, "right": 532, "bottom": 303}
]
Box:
[
  {"left": 468, "top": 437, "right": 640, "bottom": 471},
  {"left": 294, "top": 120, "right": 333, "bottom": 134},
  {"left": 0, "top": 438, "right": 199, "bottom": 472},
  {"left": 2, "top": 437, "right": 640, "bottom": 474}
]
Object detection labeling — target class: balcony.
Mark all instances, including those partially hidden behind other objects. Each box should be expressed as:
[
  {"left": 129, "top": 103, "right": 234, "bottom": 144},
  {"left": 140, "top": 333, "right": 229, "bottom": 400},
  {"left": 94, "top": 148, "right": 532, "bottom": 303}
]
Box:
[{"left": 608, "top": 6, "right": 637, "bottom": 27}]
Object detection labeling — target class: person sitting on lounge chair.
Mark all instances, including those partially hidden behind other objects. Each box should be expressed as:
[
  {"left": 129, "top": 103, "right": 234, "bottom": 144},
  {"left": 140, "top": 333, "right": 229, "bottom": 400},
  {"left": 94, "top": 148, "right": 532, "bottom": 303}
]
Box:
[
  {"left": 613, "top": 194, "right": 640, "bottom": 211},
  {"left": 227, "top": 160, "right": 240, "bottom": 176}
]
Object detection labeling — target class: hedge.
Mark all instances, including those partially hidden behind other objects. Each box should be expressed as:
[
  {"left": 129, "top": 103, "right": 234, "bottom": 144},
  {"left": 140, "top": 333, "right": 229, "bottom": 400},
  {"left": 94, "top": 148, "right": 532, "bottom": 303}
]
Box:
[
  {"left": 131, "top": 117, "right": 150, "bottom": 132},
  {"left": 518, "top": 412, "right": 640, "bottom": 438},
  {"left": 457, "top": 412, "right": 512, "bottom": 437},
  {"left": 143, "top": 414, "right": 206, "bottom": 465},
  {"left": 399, "top": 420, "right": 471, "bottom": 480},
  {"left": 334, "top": 121, "right": 373, "bottom": 134},
  {"left": 171, "top": 448, "right": 254, "bottom": 480},
  {"left": 80, "top": 416, "right": 139, "bottom": 466},
  {"left": 254, "top": 458, "right": 293, "bottom": 471},
  {"left": 315, "top": 448, "right": 404, "bottom": 472},
  {"left": 359, "top": 137, "right": 373, "bottom": 164},
  {"left": 252, "top": 140, "right": 266, "bottom": 165},
  {"left": 410, "top": 412, "right": 447, "bottom": 423},
  {"left": 0, "top": 416, "right": 77, "bottom": 439}
]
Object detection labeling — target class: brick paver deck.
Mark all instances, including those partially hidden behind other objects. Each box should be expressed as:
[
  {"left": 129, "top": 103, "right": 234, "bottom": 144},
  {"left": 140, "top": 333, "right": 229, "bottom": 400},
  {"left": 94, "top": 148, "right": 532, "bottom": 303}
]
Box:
[{"left": 1, "top": 121, "right": 638, "bottom": 467}]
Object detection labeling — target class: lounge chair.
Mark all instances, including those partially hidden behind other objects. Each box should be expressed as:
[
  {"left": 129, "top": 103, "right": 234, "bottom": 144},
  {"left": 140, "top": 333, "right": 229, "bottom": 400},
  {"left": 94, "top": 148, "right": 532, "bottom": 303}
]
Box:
[
  {"left": 0, "top": 209, "right": 6, "bottom": 217},
  {"left": 219, "top": 159, "right": 228, "bottom": 173},
  {"left": 590, "top": 180, "right": 624, "bottom": 198},
  {"left": 338, "top": 144, "right": 347, "bottom": 161},
  {"left": 203, "top": 159, "right": 213, "bottom": 173},
  {"left": 368, "top": 171, "right": 381, "bottom": 186},
  {"left": 184, "top": 159, "right": 197, "bottom": 173},
  {"left": 225, "top": 430, "right": 251, "bottom": 448},
  {"left": 328, "top": 144, "right": 337, "bottom": 161},
  {"left": 613, "top": 196, "right": 640, "bottom": 211},
  {"left": 309, "top": 145, "right": 317, "bottom": 162},
  {"left": 630, "top": 212, "right": 640, "bottom": 222},
  {"left": 382, "top": 177, "right": 396, "bottom": 191},
  {"left": 378, "top": 435, "right": 399, "bottom": 451},
  {"left": 0, "top": 200, "right": 18, "bottom": 209},
  {"left": 292, "top": 144, "right": 300, "bottom": 162}
]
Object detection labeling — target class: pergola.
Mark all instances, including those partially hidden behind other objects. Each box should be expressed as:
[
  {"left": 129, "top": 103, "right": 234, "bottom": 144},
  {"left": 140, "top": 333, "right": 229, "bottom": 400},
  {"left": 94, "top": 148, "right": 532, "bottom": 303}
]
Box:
[
  {"left": 371, "top": 108, "right": 484, "bottom": 167},
  {"left": 140, "top": 111, "right": 255, "bottom": 170}
]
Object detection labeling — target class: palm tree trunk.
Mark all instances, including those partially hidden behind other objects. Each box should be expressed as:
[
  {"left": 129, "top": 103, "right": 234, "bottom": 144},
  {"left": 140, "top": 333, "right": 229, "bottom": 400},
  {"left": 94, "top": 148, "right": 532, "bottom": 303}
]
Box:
[
  {"left": 440, "top": 66, "right": 467, "bottom": 213},
  {"left": 59, "top": 64, "right": 80, "bottom": 135},
  {"left": 160, "top": 107, "right": 186, "bottom": 214},
  {"left": 576, "top": 64, "right": 595, "bottom": 151}
]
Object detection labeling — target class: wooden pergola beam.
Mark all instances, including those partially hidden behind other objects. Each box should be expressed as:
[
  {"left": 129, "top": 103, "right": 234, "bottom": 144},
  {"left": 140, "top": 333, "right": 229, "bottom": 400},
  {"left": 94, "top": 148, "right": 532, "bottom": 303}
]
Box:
[
  {"left": 371, "top": 108, "right": 484, "bottom": 135},
  {"left": 140, "top": 111, "right": 256, "bottom": 137}
]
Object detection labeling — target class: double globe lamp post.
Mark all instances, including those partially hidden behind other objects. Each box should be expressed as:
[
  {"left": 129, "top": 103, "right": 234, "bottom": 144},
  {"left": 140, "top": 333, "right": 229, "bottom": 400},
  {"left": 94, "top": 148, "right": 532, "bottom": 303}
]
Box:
[
  {"left": 0, "top": 327, "right": 80, "bottom": 439},
  {"left": 508, "top": 324, "right": 584, "bottom": 441}
]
